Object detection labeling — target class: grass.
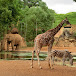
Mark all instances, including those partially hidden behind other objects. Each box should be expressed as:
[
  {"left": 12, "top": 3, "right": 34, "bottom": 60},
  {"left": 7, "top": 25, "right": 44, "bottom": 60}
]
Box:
[
  {"left": 55, "top": 61, "right": 76, "bottom": 67},
  {"left": 26, "top": 41, "right": 34, "bottom": 47}
]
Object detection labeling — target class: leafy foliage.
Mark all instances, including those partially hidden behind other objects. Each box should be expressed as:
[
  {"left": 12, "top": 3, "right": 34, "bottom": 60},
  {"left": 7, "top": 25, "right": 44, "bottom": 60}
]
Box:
[
  {"left": 73, "top": 0, "right": 76, "bottom": 2},
  {"left": 23, "top": 6, "right": 55, "bottom": 41},
  {"left": 72, "top": 32, "right": 76, "bottom": 39},
  {"left": 23, "top": 0, "right": 42, "bottom": 8},
  {"left": 0, "top": 0, "right": 23, "bottom": 40},
  {"left": 0, "top": 0, "right": 55, "bottom": 42},
  {"left": 0, "top": 0, "right": 76, "bottom": 46},
  {"left": 53, "top": 12, "right": 76, "bottom": 29}
]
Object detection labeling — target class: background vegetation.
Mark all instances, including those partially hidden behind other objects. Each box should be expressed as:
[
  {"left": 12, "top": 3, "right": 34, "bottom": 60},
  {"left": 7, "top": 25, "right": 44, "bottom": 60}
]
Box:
[
  {"left": 53, "top": 12, "right": 76, "bottom": 28},
  {"left": 0, "top": 0, "right": 76, "bottom": 46}
]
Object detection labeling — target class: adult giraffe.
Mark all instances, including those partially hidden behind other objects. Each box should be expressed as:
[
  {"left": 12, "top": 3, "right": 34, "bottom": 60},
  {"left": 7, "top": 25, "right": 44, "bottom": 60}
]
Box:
[{"left": 31, "top": 17, "right": 71, "bottom": 69}]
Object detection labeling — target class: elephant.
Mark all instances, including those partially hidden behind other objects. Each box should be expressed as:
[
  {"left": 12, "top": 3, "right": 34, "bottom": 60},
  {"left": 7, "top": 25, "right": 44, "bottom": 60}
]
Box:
[
  {"left": 7, "top": 28, "right": 19, "bottom": 34},
  {"left": 3, "top": 34, "right": 22, "bottom": 51},
  {"left": 11, "top": 28, "right": 19, "bottom": 34},
  {"left": 0, "top": 40, "right": 7, "bottom": 51}
]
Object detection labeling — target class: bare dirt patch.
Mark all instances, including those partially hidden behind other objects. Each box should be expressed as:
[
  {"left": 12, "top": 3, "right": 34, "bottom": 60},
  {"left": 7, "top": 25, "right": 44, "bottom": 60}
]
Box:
[
  {"left": 0, "top": 60, "right": 76, "bottom": 76},
  {"left": 21, "top": 46, "right": 76, "bottom": 53},
  {"left": 0, "top": 46, "right": 76, "bottom": 76}
]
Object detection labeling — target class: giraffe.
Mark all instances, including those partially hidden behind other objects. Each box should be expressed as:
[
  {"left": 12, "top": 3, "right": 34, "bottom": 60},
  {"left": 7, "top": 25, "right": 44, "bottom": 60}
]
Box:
[{"left": 31, "top": 17, "right": 71, "bottom": 69}]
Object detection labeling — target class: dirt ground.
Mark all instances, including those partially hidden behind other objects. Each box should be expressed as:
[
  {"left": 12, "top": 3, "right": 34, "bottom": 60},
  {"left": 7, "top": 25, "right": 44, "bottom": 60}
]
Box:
[
  {"left": 21, "top": 46, "right": 76, "bottom": 53},
  {"left": 0, "top": 60, "right": 76, "bottom": 76},
  {"left": 0, "top": 46, "right": 76, "bottom": 76}
]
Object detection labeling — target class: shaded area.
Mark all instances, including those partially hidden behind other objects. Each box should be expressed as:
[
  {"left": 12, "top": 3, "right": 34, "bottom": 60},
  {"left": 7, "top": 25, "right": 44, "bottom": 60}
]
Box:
[
  {"left": 0, "top": 51, "right": 47, "bottom": 61},
  {"left": 0, "top": 51, "right": 76, "bottom": 63}
]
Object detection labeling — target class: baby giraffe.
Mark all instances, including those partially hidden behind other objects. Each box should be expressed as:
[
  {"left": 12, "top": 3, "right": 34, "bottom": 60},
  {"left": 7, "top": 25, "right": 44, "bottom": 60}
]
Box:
[
  {"left": 50, "top": 49, "right": 73, "bottom": 68},
  {"left": 31, "top": 17, "right": 71, "bottom": 69}
]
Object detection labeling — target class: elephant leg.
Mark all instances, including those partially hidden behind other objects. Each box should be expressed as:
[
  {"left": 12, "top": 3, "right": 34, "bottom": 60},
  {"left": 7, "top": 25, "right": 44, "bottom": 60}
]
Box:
[
  {"left": 18, "top": 42, "right": 21, "bottom": 50},
  {"left": 12, "top": 45, "right": 14, "bottom": 51},
  {"left": 7, "top": 43, "right": 11, "bottom": 58},
  {"left": 15, "top": 45, "right": 17, "bottom": 50},
  {"left": 16, "top": 45, "right": 20, "bottom": 51},
  {"left": 7, "top": 43, "right": 10, "bottom": 51},
  {"left": 11, "top": 42, "right": 15, "bottom": 51}
]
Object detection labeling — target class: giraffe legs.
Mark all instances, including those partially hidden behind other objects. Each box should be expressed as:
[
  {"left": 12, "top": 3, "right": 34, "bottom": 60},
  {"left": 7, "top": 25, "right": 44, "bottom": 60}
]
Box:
[
  {"left": 47, "top": 52, "right": 52, "bottom": 69},
  {"left": 47, "top": 52, "right": 51, "bottom": 68},
  {"left": 36, "top": 51, "right": 42, "bottom": 69},
  {"left": 48, "top": 39, "right": 54, "bottom": 69},
  {"left": 31, "top": 50, "right": 42, "bottom": 69},
  {"left": 31, "top": 50, "right": 35, "bottom": 68},
  {"left": 48, "top": 51, "right": 54, "bottom": 69},
  {"left": 50, "top": 56, "right": 55, "bottom": 69}
]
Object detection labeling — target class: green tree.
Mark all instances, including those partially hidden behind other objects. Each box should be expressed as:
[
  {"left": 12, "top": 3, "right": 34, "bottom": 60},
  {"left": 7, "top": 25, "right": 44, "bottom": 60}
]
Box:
[
  {"left": 54, "top": 12, "right": 76, "bottom": 29},
  {"left": 23, "top": 0, "right": 42, "bottom": 8},
  {"left": 0, "top": 0, "right": 55, "bottom": 43},
  {"left": 73, "top": 0, "right": 76, "bottom": 2},
  {"left": 0, "top": 0, "right": 23, "bottom": 40},
  {"left": 0, "top": 0, "right": 22, "bottom": 24},
  {"left": 21, "top": 6, "right": 55, "bottom": 41}
]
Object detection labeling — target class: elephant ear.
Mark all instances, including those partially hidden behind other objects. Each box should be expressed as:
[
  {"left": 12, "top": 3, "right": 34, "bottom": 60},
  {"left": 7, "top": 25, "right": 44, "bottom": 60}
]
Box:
[
  {"left": 5, "top": 34, "right": 9, "bottom": 39},
  {"left": 8, "top": 35, "right": 12, "bottom": 41},
  {"left": 4, "top": 34, "right": 7, "bottom": 40},
  {"left": 9, "top": 36, "right": 12, "bottom": 41},
  {"left": 5, "top": 34, "right": 12, "bottom": 41}
]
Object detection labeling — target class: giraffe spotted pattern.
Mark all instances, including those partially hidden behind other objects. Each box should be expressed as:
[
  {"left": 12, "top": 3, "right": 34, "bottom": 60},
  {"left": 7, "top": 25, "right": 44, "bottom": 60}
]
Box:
[{"left": 31, "top": 17, "right": 71, "bottom": 69}]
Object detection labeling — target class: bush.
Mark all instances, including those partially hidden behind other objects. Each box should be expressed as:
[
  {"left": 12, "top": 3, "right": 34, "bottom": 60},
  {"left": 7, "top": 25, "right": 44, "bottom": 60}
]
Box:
[
  {"left": 72, "top": 32, "right": 76, "bottom": 39},
  {"left": 26, "top": 41, "right": 34, "bottom": 47}
]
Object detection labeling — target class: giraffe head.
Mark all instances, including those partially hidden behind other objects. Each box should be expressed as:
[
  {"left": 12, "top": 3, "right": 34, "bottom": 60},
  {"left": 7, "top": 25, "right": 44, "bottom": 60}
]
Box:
[{"left": 63, "top": 17, "right": 71, "bottom": 25}]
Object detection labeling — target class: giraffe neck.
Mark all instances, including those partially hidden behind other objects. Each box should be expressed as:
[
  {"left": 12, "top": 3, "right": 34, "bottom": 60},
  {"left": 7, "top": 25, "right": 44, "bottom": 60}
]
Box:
[{"left": 47, "top": 20, "right": 65, "bottom": 36}]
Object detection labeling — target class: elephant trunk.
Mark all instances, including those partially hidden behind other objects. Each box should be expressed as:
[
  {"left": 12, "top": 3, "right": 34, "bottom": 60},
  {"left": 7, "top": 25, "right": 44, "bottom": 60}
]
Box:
[{"left": 1, "top": 37, "right": 7, "bottom": 51}]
